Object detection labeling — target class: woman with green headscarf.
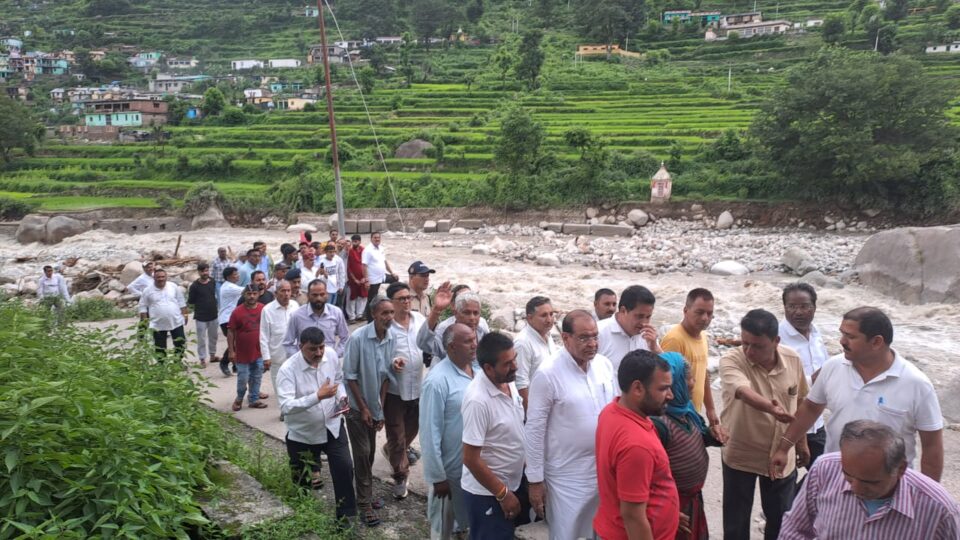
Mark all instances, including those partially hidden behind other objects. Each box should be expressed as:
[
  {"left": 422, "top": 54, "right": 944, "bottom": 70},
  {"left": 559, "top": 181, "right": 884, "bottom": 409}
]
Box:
[{"left": 652, "top": 352, "right": 729, "bottom": 540}]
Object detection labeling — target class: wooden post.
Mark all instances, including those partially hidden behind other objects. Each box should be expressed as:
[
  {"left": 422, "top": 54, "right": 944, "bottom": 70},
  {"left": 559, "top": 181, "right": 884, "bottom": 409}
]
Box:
[{"left": 174, "top": 234, "right": 182, "bottom": 258}]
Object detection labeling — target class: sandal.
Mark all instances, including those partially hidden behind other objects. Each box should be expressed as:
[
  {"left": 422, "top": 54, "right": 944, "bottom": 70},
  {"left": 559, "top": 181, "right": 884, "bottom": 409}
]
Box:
[
  {"left": 371, "top": 496, "right": 385, "bottom": 510},
  {"left": 311, "top": 475, "right": 324, "bottom": 490},
  {"left": 249, "top": 401, "right": 268, "bottom": 409},
  {"left": 232, "top": 400, "right": 242, "bottom": 412},
  {"left": 362, "top": 507, "right": 381, "bottom": 527}
]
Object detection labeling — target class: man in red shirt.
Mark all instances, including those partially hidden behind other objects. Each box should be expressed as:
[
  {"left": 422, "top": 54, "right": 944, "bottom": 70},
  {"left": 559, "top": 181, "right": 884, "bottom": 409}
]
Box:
[
  {"left": 229, "top": 285, "right": 268, "bottom": 412},
  {"left": 594, "top": 349, "right": 681, "bottom": 540}
]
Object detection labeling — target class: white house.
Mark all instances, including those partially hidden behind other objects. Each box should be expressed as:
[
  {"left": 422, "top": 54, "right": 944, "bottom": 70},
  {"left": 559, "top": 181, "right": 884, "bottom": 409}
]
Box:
[
  {"left": 926, "top": 42, "right": 960, "bottom": 54},
  {"left": 165, "top": 56, "right": 198, "bottom": 69},
  {"left": 243, "top": 88, "right": 264, "bottom": 99},
  {"left": 722, "top": 19, "right": 792, "bottom": 38},
  {"left": 231, "top": 59, "right": 264, "bottom": 70},
  {"left": 375, "top": 36, "right": 404, "bottom": 46},
  {"left": 268, "top": 58, "right": 302, "bottom": 68}
]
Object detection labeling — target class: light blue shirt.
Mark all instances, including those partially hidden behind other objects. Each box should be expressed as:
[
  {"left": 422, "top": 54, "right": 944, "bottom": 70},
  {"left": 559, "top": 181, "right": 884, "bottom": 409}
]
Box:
[
  {"left": 238, "top": 261, "right": 257, "bottom": 287},
  {"left": 282, "top": 303, "right": 350, "bottom": 357},
  {"left": 419, "top": 357, "right": 478, "bottom": 484},
  {"left": 343, "top": 323, "right": 394, "bottom": 421}
]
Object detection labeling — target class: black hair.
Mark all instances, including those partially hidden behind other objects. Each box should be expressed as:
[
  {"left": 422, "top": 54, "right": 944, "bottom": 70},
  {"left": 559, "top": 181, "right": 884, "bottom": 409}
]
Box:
[
  {"left": 617, "top": 349, "right": 670, "bottom": 393},
  {"left": 299, "top": 327, "right": 326, "bottom": 346},
  {"left": 843, "top": 307, "right": 894, "bottom": 345},
  {"left": 685, "top": 288, "right": 714, "bottom": 307},
  {"left": 525, "top": 296, "right": 551, "bottom": 317},
  {"left": 246, "top": 248, "right": 260, "bottom": 257},
  {"left": 351, "top": 234, "right": 361, "bottom": 241},
  {"left": 782, "top": 282, "right": 818, "bottom": 306},
  {"left": 740, "top": 309, "right": 779, "bottom": 340},
  {"left": 251, "top": 270, "right": 265, "bottom": 280},
  {"left": 386, "top": 282, "right": 410, "bottom": 299},
  {"left": 223, "top": 266, "right": 238, "bottom": 280},
  {"left": 619, "top": 285, "right": 656, "bottom": 311},
  {"left": 594, "top": 288, "right": 616, "bottom": 301},
  {"left": 197, "top": 262, "right": 209, "bottom": 271},
  {"left": 477, "top": 332, "right": 514, "bottom": 369},
  {"left": 306, "top": 278, "right": 327, "bottom": 292}
]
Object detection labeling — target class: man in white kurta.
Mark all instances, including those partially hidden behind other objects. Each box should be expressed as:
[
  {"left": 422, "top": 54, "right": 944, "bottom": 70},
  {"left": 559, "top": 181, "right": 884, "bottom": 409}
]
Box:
[
  {"left": 525, "top": 310, "right": 617, "bottom": 540},
  {"left": 260, "top": 280, "right": 299, "bottom": 401},
  {"left": 514, "top": 296, "right": 559, "bottom": 410}
]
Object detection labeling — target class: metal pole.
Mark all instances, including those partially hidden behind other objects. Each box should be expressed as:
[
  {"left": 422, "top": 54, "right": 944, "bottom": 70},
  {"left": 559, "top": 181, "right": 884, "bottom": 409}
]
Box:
[{"left": 317, "top": 0, "right": 345, "bottom": 236}]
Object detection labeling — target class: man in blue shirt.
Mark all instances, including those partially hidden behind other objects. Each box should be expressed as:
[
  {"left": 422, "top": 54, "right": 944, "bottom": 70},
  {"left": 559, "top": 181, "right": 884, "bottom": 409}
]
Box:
[
  {"left": 238, "top": 249, "right": 261, "bottom": 287},
  {"left": 420, "top": 323, "right": 478, "bottom": 539}
]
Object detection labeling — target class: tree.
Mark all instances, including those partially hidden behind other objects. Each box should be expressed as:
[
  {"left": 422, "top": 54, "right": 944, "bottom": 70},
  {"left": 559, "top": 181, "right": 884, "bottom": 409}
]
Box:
[
  {"left": 750, "top": 48, "right": 959, "bottom": 214},
  {"left": 201, "top": 87, "right": 225, "bottom": 117},
  {"left": 335, "top": 0, "right": 399, "bottom": 38},
  {"left": 358, "top": 67, "right": 376, "bottom": 94},
  {"left": 495, "top": 105, "right": 545, "bottom": 179},
  {"left": 411, "top": 0, "right": 458, "bottom": 47},
  {"left": 0, "top": 97, "right": 43, "bottom": 163},
  {"left": 884, "top": 0, "right": 909, "bottom": 21},
  {"left": 579, "top": 0, "right": 643, "bottom": 52},
  {"left": 515, "top": 30, "right": 545, "bottom": 90},
  {"left": 365, "top": 44, "right": 387, "bottom": 74},
  {"left": 821, "top": 14, "right": 846, "bottom": 43},
  {"left": 946, "top": 5, "right": 960, "bottom": 29},
  {"left": 85, "top": 0, "right": 132, "bottom": 16},
  {"left": 492, "top": 45, "right": 516, "bottom": 88}
]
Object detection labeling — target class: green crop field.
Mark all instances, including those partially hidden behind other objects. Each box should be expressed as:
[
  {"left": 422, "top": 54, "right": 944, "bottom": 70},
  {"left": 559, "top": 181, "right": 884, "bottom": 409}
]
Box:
[{"left": 1, "top": 0, "right": 959, "bottom": 212}]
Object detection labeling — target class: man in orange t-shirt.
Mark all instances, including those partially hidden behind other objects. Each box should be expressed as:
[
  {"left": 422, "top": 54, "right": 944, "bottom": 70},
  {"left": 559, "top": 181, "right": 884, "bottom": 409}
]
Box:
[{"left": 594, "top": 349, "right": 681, "bottom": 540}]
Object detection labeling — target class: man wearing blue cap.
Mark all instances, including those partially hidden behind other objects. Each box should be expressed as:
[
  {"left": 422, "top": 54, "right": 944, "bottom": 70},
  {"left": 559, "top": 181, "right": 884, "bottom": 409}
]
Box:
[{"left": 407, "top": 260, "right": 436, "bottom": 318}]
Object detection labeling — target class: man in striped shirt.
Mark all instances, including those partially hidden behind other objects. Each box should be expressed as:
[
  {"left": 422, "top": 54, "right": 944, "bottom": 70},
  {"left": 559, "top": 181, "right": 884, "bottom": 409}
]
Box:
[{"left": 780, "top": 420, "right": 960, "bottom": 539}]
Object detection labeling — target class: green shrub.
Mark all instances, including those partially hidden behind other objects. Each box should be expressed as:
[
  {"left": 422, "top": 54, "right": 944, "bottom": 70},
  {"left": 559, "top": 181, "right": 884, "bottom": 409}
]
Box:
[
  {"left": 0, "top": 301, "right": 222, "bottom": 537},
  {"left": 180, "top": 182, "right": 226, "bottom": 217},
  {"left": 63, "top": 297, "right": 132, "bottom": 322},
  {"left": 0, "top": 197, "right": 38, "bottom": 220}
]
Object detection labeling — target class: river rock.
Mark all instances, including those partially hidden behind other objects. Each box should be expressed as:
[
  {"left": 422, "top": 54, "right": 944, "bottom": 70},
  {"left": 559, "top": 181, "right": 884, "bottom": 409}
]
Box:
[
  {"left": 471, "top": 244, "right": 490, "bottom": 255},
  {"left": 799, "top": 270, "right": 844, "bottom": 289},
  {"left": 191, "top": 205, "right": 230, "bottom": 229},
  {"left": 286, "top": 223, "right": 317, "bottom": 233},
  {"left": 15, "top": 214, "right": 49, "bottom": 244},
  {"left": 782, "top": 247, "right": 819, "bottom": 276},
  {"left": 855, "top": 225, "right": 960, "bottom": 304},
  {"left": 627, "top": 209, "right": 649, "bottom": 227},
  {"left": 536, "top": 253, "right": 561, "bottom": 267},
  {"left": 489, "top": 236, "right": 517, "bottom": 253},
  {"left": 716, "top": 211, "right": 734, "bottom": 230},
  {"left": 449, "top": 227, "right": 467, "bottom": 235},
  {"left": 120, "top": 261, "right": 145, "bottom": 285},
  {"left": 45, "top": 216, "right": 90, "bottom": 244},
  {"left": 710, "top": 260, "right": 750, "bottom": 276},
  {"left": 107, "top": 279, "right": 125, "bottom": 292},
  {"left": 586, "top": 207, "right": 599, "bottom": 218}
]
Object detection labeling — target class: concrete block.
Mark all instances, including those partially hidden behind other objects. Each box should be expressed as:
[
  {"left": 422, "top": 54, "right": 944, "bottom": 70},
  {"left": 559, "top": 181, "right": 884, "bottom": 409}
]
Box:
[
  {"left": 561, "top": 223, "right": 591, "bottom": 235},
  {"left": 370, "top": 219, "right": 387, "bottom": 233},
  {"left": 423, "top": 220, "right": 438, "bottom": 233},
  {"left": 357, "top": 219, "right": 372, "bottom": 234},
  {"left": 436, "top": 219, "right": 452, "bottom": 233},
  {"left": 343, "top": 219, "right": 358, "bottom": 234},
  {"left": 544, "top": 222, "right": 563, "bottom": 233},
  {"left": 590, "top": 224, "right": 635, "bottom": 237},
  {"left": 457, "top": 219, "right": 483, "bottom": 229}
]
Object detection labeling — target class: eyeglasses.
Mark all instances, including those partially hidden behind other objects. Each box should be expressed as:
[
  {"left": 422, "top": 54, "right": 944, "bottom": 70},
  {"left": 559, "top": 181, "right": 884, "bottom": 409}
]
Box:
[
  {"left": 569, "top": 334, "right": 599, "bottom": 344},
  {"left": 393, "top": 296, "right": 412, "bottom": 302},
  {"left": 785, "top": 303, "right": 815, "bottom": 312}
]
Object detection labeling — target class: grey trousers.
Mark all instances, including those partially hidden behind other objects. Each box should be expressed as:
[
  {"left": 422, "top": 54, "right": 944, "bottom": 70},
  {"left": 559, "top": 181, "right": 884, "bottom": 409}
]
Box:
[
  {"left": 345, "top": 409, "right": 379, "bottom": 508},
  {"left": 195, "top": 319, "right": 219, "bottom": 361}
]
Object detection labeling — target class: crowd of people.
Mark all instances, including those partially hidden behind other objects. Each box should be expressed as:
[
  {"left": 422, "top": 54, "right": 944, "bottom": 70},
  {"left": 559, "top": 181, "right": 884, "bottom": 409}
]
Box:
[{"left": 91, "top": 230, "right": 960, "bottom": 539}]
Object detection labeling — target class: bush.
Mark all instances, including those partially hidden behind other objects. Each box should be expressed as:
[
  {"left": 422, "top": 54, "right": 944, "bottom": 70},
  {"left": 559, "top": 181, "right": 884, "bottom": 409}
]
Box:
[
  {"left": 0, "top": 197, "right": 38, "bottom": 220},
  {"left": 180, "top": 181, "right": 226, "bottom": 217},
  {"left": 63, "top": 297, "right": 132, "bottom": 322},
  {"left": 0, "top": 301, "right": 222, "bottom": 537},
  {"left": 271, "top": 172, "right": 336, "bottom": 213}
]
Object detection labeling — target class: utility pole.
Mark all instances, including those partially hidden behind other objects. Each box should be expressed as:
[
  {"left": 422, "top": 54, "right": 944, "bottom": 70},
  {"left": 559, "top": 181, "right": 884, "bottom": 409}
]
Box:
[{"left": 316, "top": 0, "right": 345, "bottom": 236}]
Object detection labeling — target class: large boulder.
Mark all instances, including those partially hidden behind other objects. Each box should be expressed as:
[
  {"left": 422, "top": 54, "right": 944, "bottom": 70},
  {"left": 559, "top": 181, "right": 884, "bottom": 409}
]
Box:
[
  {"left": 45, "top": 216, "right": 90, "bottom": 244},
  {"left": 855, "top": 226, "right": 960, "bottom": 304},
  {"left": 710, "top": 260, "right": 750, "bottom": 276},
  {"left": 286, "top": 223, "right": 317, "bottom": 233},
  {"left": 15, "top": 214, "right": 49, "bottom": 244},
  {"left": 120, "top": 260, "right": 145, "bottom": 285},
  {"left": 394, "top": 139, "right": 434, "bottom": 159},
  {"left": 782, "top": 247, "right": 819, "bottom": 276},
  {"left": 627, "top": 209, "right": 649, "bottom": 227},
  {"left": 191, "top": 205, "right": 230, "bottom": 229},
  {"left": 716, "top": 211, "right": 734, "bottom": 230}
]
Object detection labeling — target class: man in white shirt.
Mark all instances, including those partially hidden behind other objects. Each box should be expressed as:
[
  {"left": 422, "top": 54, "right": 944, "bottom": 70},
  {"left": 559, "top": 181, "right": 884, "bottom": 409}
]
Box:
[
  {"left": 37, "top": 265, "right": 72, "bottom": 306},
  {"left": 276, "top": 327, "right": 356, "bottom": 522},
  {"left": 526, "top": 310, "right": 616, "bottom": 540},
  {"left": 598, "top": 285, "right": 662, "bottom": 371},
  {"left": 126, "top": 261, "right": 155, "bottom": 297},
  {"left": 771, "top": 307, "right": 944, "bottom": 482},
  {"left": 382, "top": 282, "right": 427, "bottom": 499},
  {"left": 260, "top": 280, "right": 300, "bottom": 409},
  {"left": 298, "top": 246, "right": 319, "bottom": 294},
  {"left": 513, "top": 296, "right": 559, "bottom": 409},
  {"left": 137, "top": 268, "right": 188, "bottom": 361},
  {"left": 778, "top": 283, "right": 830, "bottom": 470},
  {"left": 361, "top": 231, "right": 396, "bottom": 321},
  {"left": 218, "top": 266, "right": 244, "bottom": 376},
  {"left": 318, "top": 243, "right": 346, "bottom": 306},
  {"left": 418, "top": 283, "right": 488, "bottom": 364},
  {"left": 461, "top": 332, "right": 525, "bottom": 538},
  {"left": 592, "top": 288, "right": 617, "bottom": 321}
]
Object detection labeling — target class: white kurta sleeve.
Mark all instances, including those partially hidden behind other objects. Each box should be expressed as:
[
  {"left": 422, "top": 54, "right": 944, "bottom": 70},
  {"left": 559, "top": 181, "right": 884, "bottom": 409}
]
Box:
[{"left": 523, "top": 368, "right": 556, "bottom": 483}]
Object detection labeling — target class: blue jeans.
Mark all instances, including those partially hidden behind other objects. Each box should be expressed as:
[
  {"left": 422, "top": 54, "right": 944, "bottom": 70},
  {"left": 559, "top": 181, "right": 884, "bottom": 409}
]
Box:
[
  {"left": 236, "top": 358, "right": 263, "bottom": 404},
  {"left": 215, "top": 280, "right": 223, "bottom": 303},
  {"left": 327, "top": 292, "right": 338, "bottom": 307},
  {"left": 464, "top": 491, "right": 515, "bottom": 539}
]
